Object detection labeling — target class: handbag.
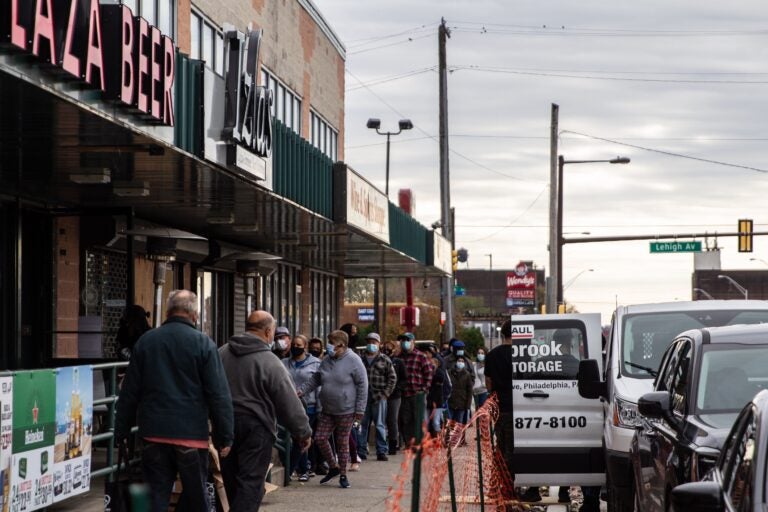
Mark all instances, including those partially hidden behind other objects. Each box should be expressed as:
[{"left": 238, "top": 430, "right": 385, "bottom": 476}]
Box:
[{"left": 104, "top": 442, "right": 133, "bottom": 512}]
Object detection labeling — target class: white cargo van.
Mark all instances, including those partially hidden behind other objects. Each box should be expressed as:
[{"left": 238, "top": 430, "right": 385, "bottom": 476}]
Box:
[
  {"left": 507, "top": 313, "right": 605, "bottom": 486},
  {"left": 577, "top": 300, "right": 768, "bottom": 512}
]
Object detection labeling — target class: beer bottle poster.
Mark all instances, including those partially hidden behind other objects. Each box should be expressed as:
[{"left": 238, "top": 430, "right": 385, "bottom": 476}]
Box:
[
  {"left": 52, "top": 366, "right": 92, "bottom": 502},
  {"left": 10, "top": 371, "right": 55, "bottom": 512},
  {"left": 0, "top": 376, "right": 13, "bottom": 512}
]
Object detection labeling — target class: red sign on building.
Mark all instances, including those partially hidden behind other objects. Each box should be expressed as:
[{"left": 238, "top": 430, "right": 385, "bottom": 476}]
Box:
[{"left": 506, "top": 261, "right": 536, "bottom": 307}]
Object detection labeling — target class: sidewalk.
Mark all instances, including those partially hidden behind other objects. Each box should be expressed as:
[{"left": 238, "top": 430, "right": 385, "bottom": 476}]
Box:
[{"left": 261, "top": 454, "right": 408, "bottom": 512}]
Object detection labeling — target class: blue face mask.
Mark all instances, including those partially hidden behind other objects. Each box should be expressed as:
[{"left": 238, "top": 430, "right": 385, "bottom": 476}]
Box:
[
  {"left": 477, "top": 354, "right": 485, "bottom": 362},
  {"left": 367, "top": 344, "right": 379, "bottom": 353},
  {"left": 456, "top": 362, "right": 466, "bottom": 370},
  {"left": 327, "top": 343, "right": 335, "bottom": 355},
  {"left": 402, "top": 341, "right": 412, "bottom": 351},
  {"left": 456, "top": 350, "right": 465, "bottom": 357}
]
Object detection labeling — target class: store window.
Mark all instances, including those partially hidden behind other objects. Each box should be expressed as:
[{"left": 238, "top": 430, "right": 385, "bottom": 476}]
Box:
[
  {"left": 190, "top": 10, "right": 224, "bottom": 75},
  {"left": 261, "top": 69, "right": 302, "bottom": 135},
  {"left": 195, "top": 270, "right": 233, "bottom": 345},
  {"left": 310, "top": 111, "right": 338, "bottom": 161},
  {"left": 310, "top": 271, "right": 338, "bottom": 338}
]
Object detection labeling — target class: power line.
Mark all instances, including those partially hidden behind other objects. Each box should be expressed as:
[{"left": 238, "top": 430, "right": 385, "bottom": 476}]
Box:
[
  {"left": 346, "top": 66, "right": 437, "bottom": 92},
  {"left": 348, "top": 32, "right": 437, "bottom": 55},
  {"left": 345, "top": 24, "right": 433, "bottom": 47},
  {"left": 561, "top": 130, "right": 768, "bottom": 174},
  {"left": 448, "top": 22, "right": 768, "bottom": 38},
  {"left": 460, "top": 185, "right": 549, "bottom": 243}
]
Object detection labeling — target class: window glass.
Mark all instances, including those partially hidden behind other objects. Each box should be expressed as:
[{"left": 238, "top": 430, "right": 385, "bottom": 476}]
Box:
[
  {"left": 203, "top": 24, "right": 214, "bottom": 68},
  {"left": 669, "top": 342, "right": 691, "bottom": 414},
  {"left": 285, "top": 93, "right": 293, "bottom": 129},
  {"left": 124, "top": 0, "right": 138, "bottom": 12},
  {"left": 622, "top": 310, "right": 768, "bottom": 379},
  {"left": 215, "top": 32, "right": 224, "bottom": 75},
  {"left": 268, "top": 78, "right": 276, "bottom": 117},
  {"left": 275, "top": 84, "right": 283, "bottom": 123},
  {"left": 190, "top": 14, "right": 201, "bottom": 59},
  {"left": 141, "top": 0, "right": 156, "bottom": 25},
  {"left": 294, "top": 98, "right": 301, "bottom": 134},
  {"left": 724, "top": 410, "right": 756, "bottom": 509},
  {"left": 697, "top": 346, "right": 768, "bottom": 412},
  {"left": 158, "top": 0, "right": 173, "bottom": 37}
]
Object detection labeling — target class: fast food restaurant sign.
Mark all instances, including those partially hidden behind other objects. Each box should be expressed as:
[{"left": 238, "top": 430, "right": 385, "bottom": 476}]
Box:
[{"left": 0, "top": 0, "right": 176, "bottom": 126}]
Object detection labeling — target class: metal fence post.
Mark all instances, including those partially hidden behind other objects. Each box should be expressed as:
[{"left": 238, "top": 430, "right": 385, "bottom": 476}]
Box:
[
  {"left": 447, "top": 444, "right": 458, "bottom": 512},
  {"left": 476, "top": 420, "right": 485, "bottom": 512},
  {"left": 410, "top": 392, "right": 425, "bottom": 512}
]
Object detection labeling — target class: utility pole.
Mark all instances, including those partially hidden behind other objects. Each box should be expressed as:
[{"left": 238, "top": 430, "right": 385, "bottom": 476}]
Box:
[
  {"left": 546, "top": 103, "right": 559, "bottom": 315},
  {"left": 439, "top": 18, "right": 454, "bottom": 340}
]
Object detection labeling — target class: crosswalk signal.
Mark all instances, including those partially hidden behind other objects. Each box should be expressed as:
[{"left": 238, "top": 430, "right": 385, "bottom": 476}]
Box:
[
  {"left": 452, "top": 249, "right": 459, "bottom": 272},
  {"left": 738, "top": 219, "right": 753, "bottom": 253}
]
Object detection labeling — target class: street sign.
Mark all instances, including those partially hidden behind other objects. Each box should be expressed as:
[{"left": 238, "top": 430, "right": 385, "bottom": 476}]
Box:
[{"left": 650, "top": 241, "right": 702, "bottom": 253}]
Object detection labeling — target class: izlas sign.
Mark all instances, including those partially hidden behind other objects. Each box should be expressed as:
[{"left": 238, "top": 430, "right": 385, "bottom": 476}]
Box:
[{"left": 0, "top": 0, "right": 176, "bottom": 125}]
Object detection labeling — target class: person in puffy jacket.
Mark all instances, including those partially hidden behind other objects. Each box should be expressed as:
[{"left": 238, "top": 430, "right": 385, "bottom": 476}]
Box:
[{"left": 448, "top": 356, "right": 473, "bottom": 425}]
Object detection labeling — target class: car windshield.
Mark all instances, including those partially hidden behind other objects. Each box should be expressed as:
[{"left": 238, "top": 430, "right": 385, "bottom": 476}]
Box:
[
  {"left": 696, "top": 345, "right": 768, "bottom": 413},
  {"left": 621, "top": 310, "right": 768, "bottom": 378}
]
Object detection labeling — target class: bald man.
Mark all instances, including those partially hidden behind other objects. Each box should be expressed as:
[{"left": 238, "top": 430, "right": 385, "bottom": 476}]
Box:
[{"left": 219, "top": 310, "right": 312, "bottom": 512}]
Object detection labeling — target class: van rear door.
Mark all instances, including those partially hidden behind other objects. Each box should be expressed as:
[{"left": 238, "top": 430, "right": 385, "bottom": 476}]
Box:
[{"left": 510, "top": 313, "right": 605, "bottom": 486}]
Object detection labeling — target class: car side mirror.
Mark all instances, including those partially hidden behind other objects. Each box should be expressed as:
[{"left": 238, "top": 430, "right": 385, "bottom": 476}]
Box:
[
  {"left": 578, "top": 359, "right": 607, "bottom": 400},
  {"left": 638, "top": 391, "right": 672, "bottom": 420},
  {"left": 671, "top": 481, "right": 724, "bottom": 512}
]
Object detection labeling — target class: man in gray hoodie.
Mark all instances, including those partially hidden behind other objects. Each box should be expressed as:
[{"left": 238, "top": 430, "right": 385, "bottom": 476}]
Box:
[
  {"left": 298, "top": 330, "right": 368, "bottom": 489},
  {"left": 219, "top": 311, "right": 312, "bottom": 512}
]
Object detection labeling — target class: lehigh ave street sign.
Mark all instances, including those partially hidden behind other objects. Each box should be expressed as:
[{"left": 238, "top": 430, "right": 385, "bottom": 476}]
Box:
[{"left": 650, "top": 241, "right": 702, "bottom": 253}]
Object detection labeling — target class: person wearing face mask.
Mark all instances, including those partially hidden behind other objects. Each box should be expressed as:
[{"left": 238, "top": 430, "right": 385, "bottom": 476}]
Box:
[
  {"left": 298, "top": 330, "right": 368, "bottom": 489},
  {"left": 273, "top": 326, "right": 291, "bottom": 359},
  {"left": 282, "top": 335, "right": 321, "bottom": 482},
  {"left": 308, "top": 337, "right": 324, "bottom": 360},
  {"left": 473, "top": 347, "right": 489, "bottom": 408},
  {"left": 397, "top": 332, "right": 434, "bottom": 445},
  {"left": 116, "top": 290, "right": 234, "bottom": 512},
  {"left": 382, "top": 341, "right": 406, "bottom": 455},
  {"left": 444, "top": 340, "right": 476, "bottom": 380},
  {"left": 447, "top": 356, "right": 473, "bottom": 425},
  {"left": 357, "top": 333, "right": 396, "bottom": 461}
]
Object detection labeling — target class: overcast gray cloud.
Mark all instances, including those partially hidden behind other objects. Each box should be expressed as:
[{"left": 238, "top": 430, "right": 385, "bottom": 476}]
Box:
[{"left": 316, "top": 0, "right": 768, "bottom": 319}]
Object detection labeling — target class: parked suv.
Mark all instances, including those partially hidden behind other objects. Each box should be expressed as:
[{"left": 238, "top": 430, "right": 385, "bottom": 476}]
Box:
[
  {"left": 672, "top": 389, "right": 768, "bottom": 512},
  {"left": 630, "top": 323, "right": 768, "bottom": 511},
  {"left": 577, "top": 300, "right": 768, "bottom": 512}
]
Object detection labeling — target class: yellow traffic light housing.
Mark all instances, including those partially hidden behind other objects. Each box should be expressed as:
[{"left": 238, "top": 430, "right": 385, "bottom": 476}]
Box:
[
  {"left": 739, "top": 219, "right": 753, "bottom": 253},
  {"left": 452, "top": 249, "right": 459, "bottom": 272}
]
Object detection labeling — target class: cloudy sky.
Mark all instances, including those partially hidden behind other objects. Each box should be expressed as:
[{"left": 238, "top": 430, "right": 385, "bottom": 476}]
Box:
[{"left": 314, "top": 0, "right": 768, "bottom": 320}]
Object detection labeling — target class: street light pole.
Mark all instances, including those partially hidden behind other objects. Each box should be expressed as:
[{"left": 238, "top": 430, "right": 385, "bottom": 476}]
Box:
[
  {"left": 718, "top": 275, "right": 749, "bottom": 299},
  {"left": 556, "top": 155, "right": 630, "bottom": 309},
  {"left": 693, "top": 288, "right": 714, "bottom": 300},
  {"left": 564, "top": 268, "right": 594, "bottom": 291}
]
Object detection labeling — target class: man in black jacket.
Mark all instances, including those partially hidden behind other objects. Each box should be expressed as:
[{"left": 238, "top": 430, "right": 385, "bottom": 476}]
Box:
[
  {"left": 116, "top": 290, "right": 233, "bottom": 512},
  {"left": 219, "top": 310, "right": 312, "bottom": 511}
]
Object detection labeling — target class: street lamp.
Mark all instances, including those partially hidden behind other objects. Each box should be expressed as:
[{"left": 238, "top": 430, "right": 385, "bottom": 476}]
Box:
[
  {"left": 693, "top": 288, "right": 714, "bottom": 300},
  {"left": 367, "top": 118, "right": 413, "bottom": 338},
  {"left": 750, "top": 258, "right": 768, "bottom": 267},
  {"left": 718, "top": 275, "right": 748, "bottom": 299},
  {"left": 564, "top": 268, "right": 594, "bottom": 291},
  {"left": 366, "top": 118, "right": 414, "bottom": 197},
  {"left": 552, "top": 155, "right": 630, "bottom": 311}
]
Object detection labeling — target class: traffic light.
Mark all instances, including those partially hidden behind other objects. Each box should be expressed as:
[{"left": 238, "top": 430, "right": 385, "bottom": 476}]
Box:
[
  {"left": 457, "top": 248, "right": 468, "bottom": 263},
  {"left": 738, "top": 219, "right": 753, "bottom": 253},
  {"left": 452, "top": 249, "right": 459, "bottom": 272}
]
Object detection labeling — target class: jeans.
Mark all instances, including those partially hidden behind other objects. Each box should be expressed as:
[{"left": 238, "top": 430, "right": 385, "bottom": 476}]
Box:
[
  {"left": 428, "top": 407, "right": 443, "bottom": 433},
  {"left": 358, "top": 399, "right": 388, "bottom": 456},
  {"left": 386, "top": 397, "right": 401, "bottom": 444},
  {"left": 400, "top": 394, "right": 427, "bottom": 445},
  {"left": 142, "top": 441, "right": 209, "bottom": 512},
  {"left": 221, "top": 414, "right": 275, "bottom": 512},
  {"left": 495, "top": 412, "right": 515, "bottom": 480},
  {"left": 291, "top": 411, "right": 317, "bottom": 474},
  {"left": 449, "top": 408, "right": 468, "bottom": 424},
  {"left": 474, "top": 392, "right": 488, "bottom": 408}
]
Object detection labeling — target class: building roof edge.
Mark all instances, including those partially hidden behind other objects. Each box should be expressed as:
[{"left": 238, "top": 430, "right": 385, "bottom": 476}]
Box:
[{"left": 298, "top": 0, "right": 346, "bottom": 60}]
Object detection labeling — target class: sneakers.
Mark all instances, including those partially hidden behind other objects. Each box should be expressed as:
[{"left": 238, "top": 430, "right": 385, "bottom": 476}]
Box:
[
  {"left": 558, "top": 487, "right": 570, "bottom": 503},
  {"left": 388, "top": 440, "right": 398, "bottom": 455},
  {"left": 339, "top": 475, "right": 350, "bottom": 488},
  {"left": 319, "top": 467, "right": 341, "bottom": 484},
  {"left": 520, "top": 487, "right": 542, "bottom": 503},
  {"left": 298, "top": 473, "right": 309, "bottom": 482},
  {"left": 349, "top": 462, "right": 360, "bottom": 471},
  {"left": 376, "top": 453, "right": 389, "bottom": 461},
  {"left": 307, "top": 469, "right": 316, "bottom": 478},
  {"left": 315, "top": 463, "right": 328, "bottom": 476},
  {"left": 358, "top": 454, "right": 367, "bottom": 461}
]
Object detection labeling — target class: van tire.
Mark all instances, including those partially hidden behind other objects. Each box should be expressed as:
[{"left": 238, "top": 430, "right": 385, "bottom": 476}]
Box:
[{"left": 606, "top": 477, "right": 633, "bottom": 512}]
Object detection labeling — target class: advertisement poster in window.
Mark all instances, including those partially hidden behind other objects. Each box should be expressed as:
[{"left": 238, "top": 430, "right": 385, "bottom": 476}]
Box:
[
  {"left": 52, "top": 366, "right": 92, "bottom": 502},
  {"left": 0, "top": 376, "right": 13, "bottom": 512},
  {"left": 10, "top": 370, "right": 56, "bottom": 512}
]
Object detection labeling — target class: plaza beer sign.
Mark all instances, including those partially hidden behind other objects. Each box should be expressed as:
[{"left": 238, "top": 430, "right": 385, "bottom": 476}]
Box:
[{"left": 0, "top": 0, "right": 176, "bottom": 126}]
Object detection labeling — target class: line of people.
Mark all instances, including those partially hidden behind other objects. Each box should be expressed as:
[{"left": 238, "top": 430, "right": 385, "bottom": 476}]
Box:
[{"left": 115, "top": 290, "right": 487, "bottom": 512}]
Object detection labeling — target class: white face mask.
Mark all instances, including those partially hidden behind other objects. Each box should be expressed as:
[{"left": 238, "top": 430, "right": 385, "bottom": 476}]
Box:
[
  {"left": 456, "top": 362, "right": 466, "bottom": 370},
  {"left": 477, "top": 354, "right": 485, "bottom": 362},
  {"left": 277, "top": 338, "right": 288, "bottom": 350},
  {"left": 456, "top": 350, "right": 465, "bottom": 356}
]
